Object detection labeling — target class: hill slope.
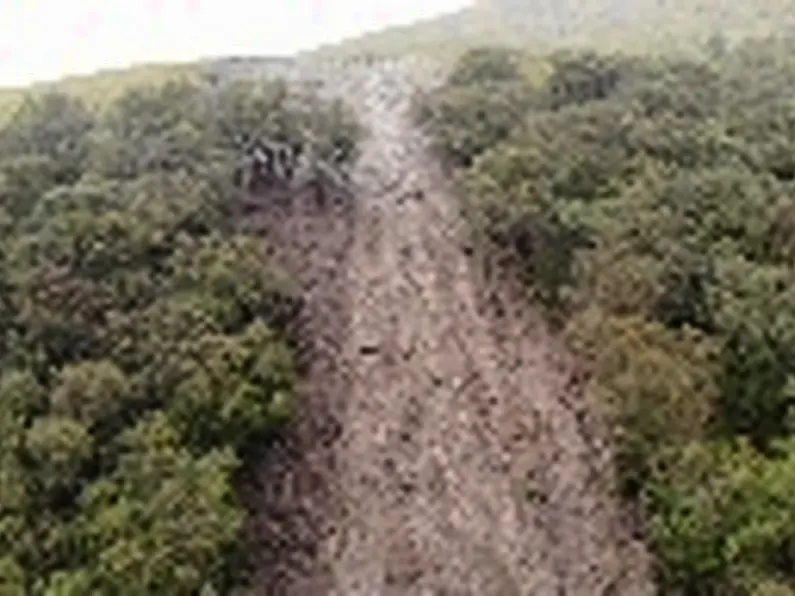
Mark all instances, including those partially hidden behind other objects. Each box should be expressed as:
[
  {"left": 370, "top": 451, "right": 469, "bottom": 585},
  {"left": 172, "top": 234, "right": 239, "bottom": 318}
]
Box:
[
  {"left": 301, "top": 8, "right": 521, "bottom": 62},
  {"left": 6, "top": 0, "right": 794, "bottom": 121},
  {"left": 482, "top": 0, "right": 795, "bottom": 50},
  {"left": 306, "top": 0, "right": 795, "bottom": 60}
]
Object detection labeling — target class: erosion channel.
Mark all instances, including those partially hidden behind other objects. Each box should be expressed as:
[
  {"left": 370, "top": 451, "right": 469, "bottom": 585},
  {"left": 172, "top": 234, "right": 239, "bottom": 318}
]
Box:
[{"left": 243, "top": 62, "right": 651, "bottom": 596}]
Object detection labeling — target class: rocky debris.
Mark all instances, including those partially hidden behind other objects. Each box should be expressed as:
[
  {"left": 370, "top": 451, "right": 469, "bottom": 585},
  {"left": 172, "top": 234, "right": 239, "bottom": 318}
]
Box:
[{"left": 244, "top": 55, "right": 651, "bottom": 596}]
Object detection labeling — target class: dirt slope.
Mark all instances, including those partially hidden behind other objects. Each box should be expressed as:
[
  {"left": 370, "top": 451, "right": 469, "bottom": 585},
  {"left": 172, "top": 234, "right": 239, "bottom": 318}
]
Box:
[{"left": 244, "top": 63, "right": 652, "bottom": 595}]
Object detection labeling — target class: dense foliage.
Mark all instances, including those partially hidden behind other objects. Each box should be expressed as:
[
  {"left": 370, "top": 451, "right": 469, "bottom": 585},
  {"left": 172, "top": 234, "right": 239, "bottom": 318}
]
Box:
[
  {"left": 0, "top": 74, "right": 359, "bottom": 594},
  {"left": 421, "top": 38, "right": 795, "bottom": 594}
]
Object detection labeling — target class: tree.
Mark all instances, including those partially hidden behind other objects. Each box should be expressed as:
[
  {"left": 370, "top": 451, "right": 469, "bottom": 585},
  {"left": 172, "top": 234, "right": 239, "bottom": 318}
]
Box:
[
  {"left": 77, "top": 413, "right": 242, "bottom": 594},
  {"left": 420, "top": 37, "right": 795, "bottom": 589},
  {"left": 0, "top": 65, "right": 359, "bottom": 592},
  {"left": 0, "top": 91, "right": 94, "bottom": 185}
]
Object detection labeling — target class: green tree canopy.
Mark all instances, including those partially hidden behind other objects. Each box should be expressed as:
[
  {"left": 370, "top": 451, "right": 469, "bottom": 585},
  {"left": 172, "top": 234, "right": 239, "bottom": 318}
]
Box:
[
  {"left": 0, "top": 70, "right": 360, "bottom": 594},
  {"left": 422, "top": 33, "right": 795, "bottom": 592}
]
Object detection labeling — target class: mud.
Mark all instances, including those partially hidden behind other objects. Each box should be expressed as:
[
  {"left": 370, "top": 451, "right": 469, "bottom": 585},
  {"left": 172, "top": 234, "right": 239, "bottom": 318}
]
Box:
[{"left": 240, "top": 64, "right": 652, "bottom": 595}]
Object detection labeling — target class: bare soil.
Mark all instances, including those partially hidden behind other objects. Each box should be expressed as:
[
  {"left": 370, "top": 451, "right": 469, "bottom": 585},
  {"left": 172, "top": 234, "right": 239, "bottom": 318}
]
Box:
[{"left": 239, "top": 70, "right": 652, "bottom": 595}]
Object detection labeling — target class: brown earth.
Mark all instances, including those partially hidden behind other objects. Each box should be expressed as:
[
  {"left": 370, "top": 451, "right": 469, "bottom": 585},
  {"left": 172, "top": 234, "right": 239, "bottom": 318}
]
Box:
[{"left": 238, "top": 69, "right": 652, "bottom": 595}]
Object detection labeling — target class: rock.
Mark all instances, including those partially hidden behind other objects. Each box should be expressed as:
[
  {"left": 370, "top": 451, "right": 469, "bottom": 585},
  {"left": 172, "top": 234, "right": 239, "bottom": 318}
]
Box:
[{"left": 359, "top": 342, "right": 380, "bottom": 355}]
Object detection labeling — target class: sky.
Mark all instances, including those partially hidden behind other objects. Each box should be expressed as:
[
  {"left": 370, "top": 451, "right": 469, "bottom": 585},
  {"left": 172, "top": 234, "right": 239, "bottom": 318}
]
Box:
[{"left": 0, "top": 0, "right": 472, "bottom": 87}]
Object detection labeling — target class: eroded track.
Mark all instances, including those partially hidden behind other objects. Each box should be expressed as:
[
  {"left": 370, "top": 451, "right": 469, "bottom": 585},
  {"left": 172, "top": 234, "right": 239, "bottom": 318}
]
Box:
[{"left": 245, "top": 63, "right": 652, "bottom": 595}]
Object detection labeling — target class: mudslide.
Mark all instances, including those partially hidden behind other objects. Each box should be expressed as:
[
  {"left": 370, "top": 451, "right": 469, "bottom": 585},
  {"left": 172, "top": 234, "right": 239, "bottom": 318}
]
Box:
[{"left": 246, "top": 64, "right": 652, "bottom": 595}]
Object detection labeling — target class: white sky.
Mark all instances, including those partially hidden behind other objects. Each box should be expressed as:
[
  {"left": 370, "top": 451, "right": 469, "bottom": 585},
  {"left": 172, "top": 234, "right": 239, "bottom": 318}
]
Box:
[{"left": 0, "top": 0, "right": 472, "bottom": 87}]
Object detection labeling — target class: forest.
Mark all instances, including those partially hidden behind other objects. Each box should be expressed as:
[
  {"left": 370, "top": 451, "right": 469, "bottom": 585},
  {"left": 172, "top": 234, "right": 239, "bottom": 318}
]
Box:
[
  {"left": 419, "top": 35, "right": 795, "bottom": 594},
  {"left": 4, "top": 6, "right": 795, "bottom": 594},
  {"left": 0, "top": 74, "right": 359, "bottom": 594}
]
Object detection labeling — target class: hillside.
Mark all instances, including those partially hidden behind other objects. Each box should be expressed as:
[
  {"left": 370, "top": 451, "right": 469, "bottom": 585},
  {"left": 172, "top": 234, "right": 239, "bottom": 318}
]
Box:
[
  {"left": 306, "top": 0, "right": 795, "bottom": 60},
  {"left": 300, "top": 8, "right": 521, "bottom": 62},
  {"left": 4, "top": 4, "right": 795, "bottom": 594},
  {"left": 479, "top": 0, "right": 795, "bottom": 48},
  {"left": 0, "top": 48, "right": 651, "bottom": 593},
  {"left": 5, "top": 0, "right": 793, "bottom": 119}
]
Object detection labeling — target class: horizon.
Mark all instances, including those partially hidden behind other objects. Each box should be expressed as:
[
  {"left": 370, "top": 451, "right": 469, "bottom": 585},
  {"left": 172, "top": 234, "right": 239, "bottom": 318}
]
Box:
[{"left": 0, "top": 0, "right": 472, "bottom": 87}]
